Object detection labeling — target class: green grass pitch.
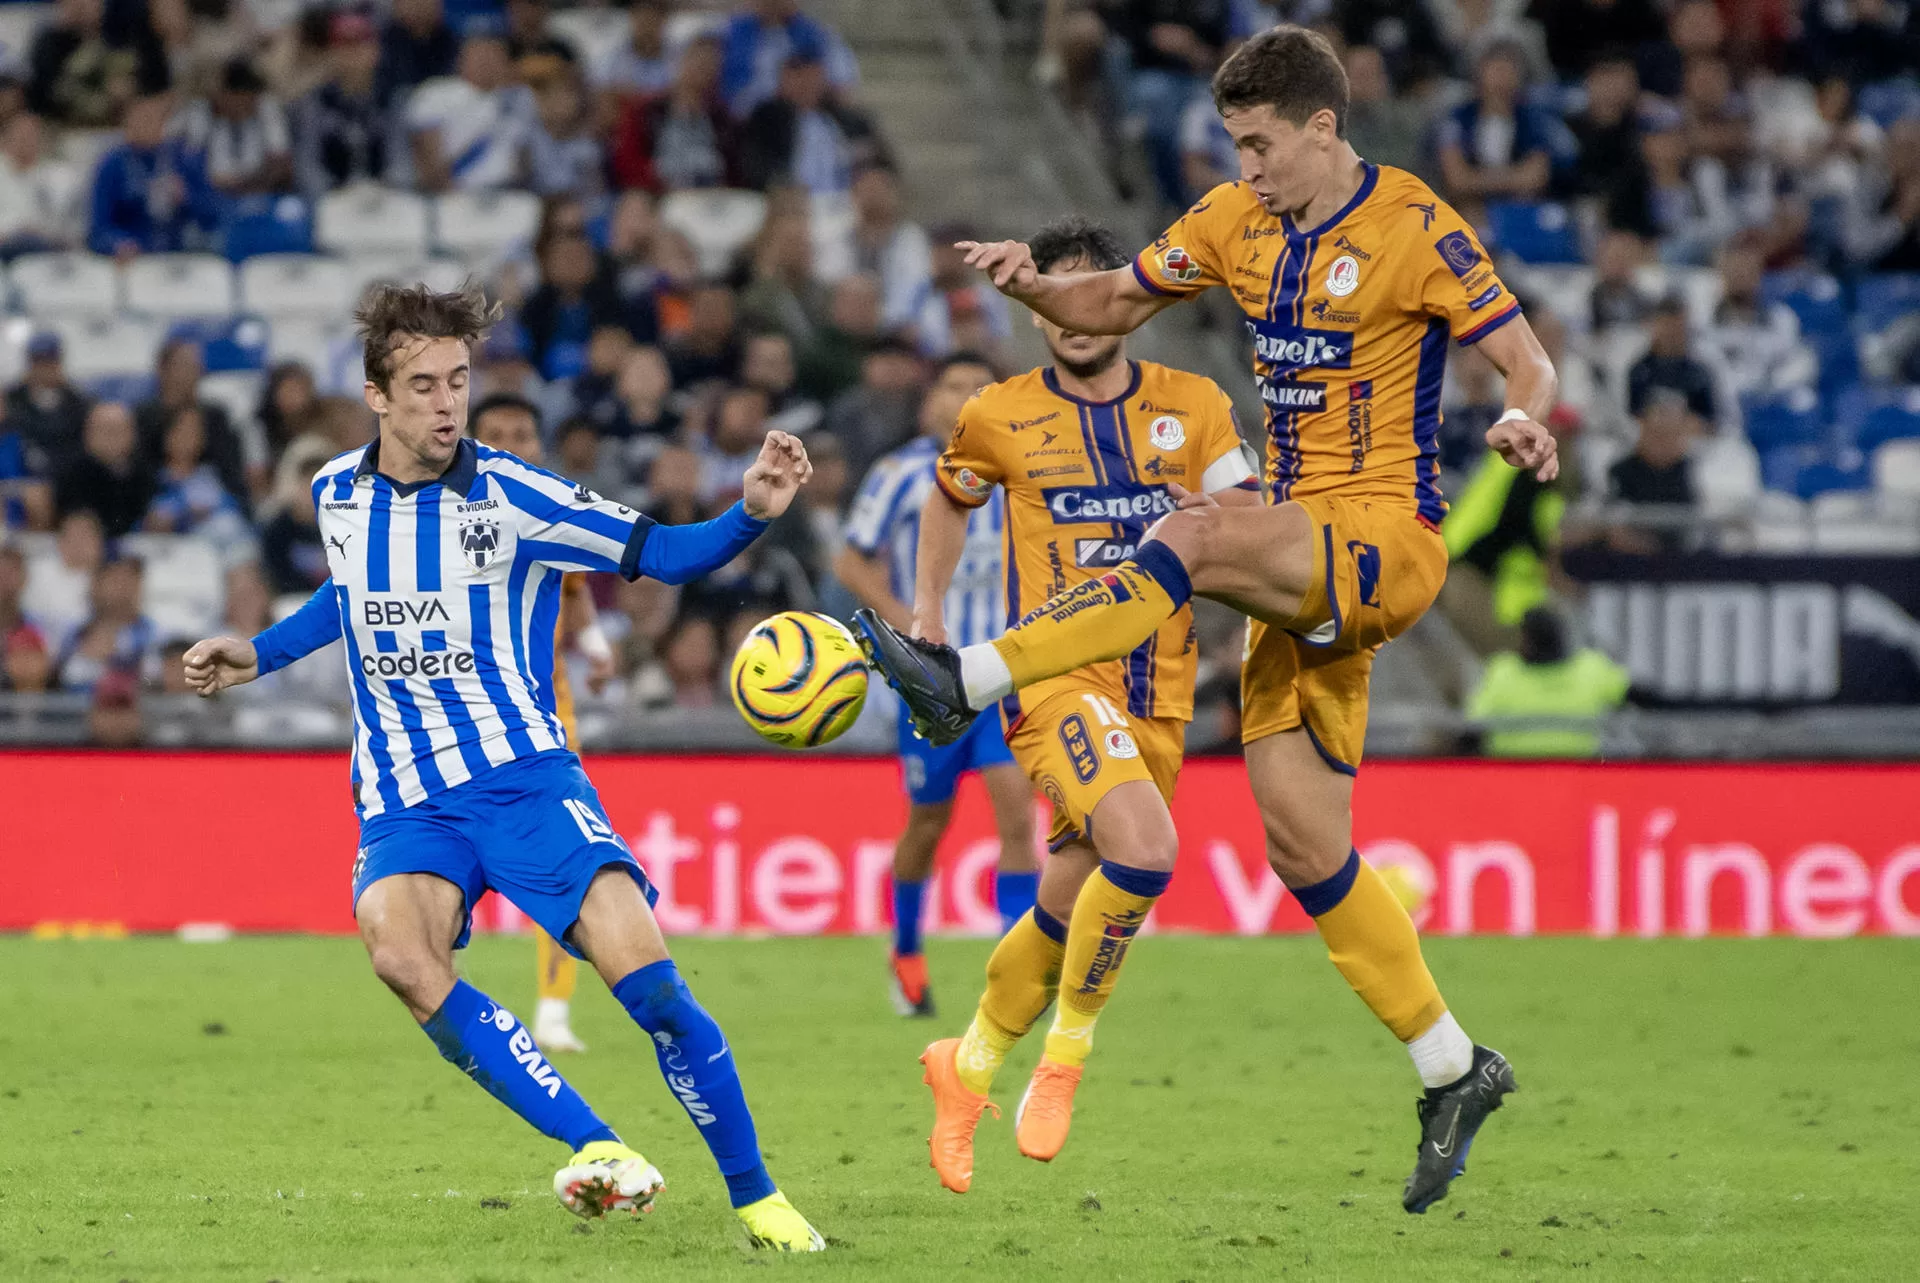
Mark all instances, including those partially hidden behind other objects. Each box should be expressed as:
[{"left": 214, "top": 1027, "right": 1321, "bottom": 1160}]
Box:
[{"left": 2, "top": 934, "right": 1915, "bottom": 1281}]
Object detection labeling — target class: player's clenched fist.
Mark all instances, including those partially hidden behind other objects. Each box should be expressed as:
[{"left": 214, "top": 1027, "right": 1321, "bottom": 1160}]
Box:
[
  {"left": 742, "top": 429, "right": 812, "bottom": 520},
  {"left": 182, "top": 635, "right": 259, "bottom": 696},
  {"left": 958, "top": 239, "right": 1039, "bottom": 297}
]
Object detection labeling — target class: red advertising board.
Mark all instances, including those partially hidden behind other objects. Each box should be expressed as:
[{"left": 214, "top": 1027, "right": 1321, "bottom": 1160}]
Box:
[{"left": 2, "top": 752, "right": 1917, "bottom": 937}]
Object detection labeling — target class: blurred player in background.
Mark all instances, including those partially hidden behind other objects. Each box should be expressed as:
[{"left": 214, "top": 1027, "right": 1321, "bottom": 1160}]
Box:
[
  {"left": 835, "top": 353, "right": 1038, "bottom": 1019},
  {"left": 863, "top": 218, "right": 1260, "bottom": 1192},
  {"left": 183, "top": 284, "right": 825, "bottom": 1250},
  {"left": 859, "top": 27, "right": 1560, "bottom": 1213},
  {"left": 468, "top": 392, "right": 617, "bottom": 1054}
]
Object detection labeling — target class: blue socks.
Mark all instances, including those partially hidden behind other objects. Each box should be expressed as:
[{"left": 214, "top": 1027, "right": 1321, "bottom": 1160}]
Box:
[
  {"left": 613, "top": 960, "right": 776, "bottom": 1208},
  {"left": 995, "top": 870, "right": 1038, "bottom": 933},
  {"left": 422, "top": 980, "right": 617, "bottom": 1152},
  {"left": 892, "top": 878, "right": 926, "bottom": 956}
]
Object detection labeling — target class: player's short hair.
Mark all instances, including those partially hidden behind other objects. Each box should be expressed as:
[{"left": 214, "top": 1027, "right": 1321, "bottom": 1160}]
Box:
[
  {"left": 469, "top": 391, "right": 541, "bottom": 438},
  {"left": 356, "top": 281, "right": 502, "bottom": 393},
  {"left": 1211, "top": 24, "right": 1350, "bottom": 136},
  {"left": 1028, "top": 216, "right": 1128, "bottom": 275}
]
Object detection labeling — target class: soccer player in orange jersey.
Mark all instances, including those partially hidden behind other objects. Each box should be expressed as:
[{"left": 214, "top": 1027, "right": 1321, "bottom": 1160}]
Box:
[
  {"left": 470, "top": 393, "right": 616, "bottom": 1055},
  {"left": 854, "top": 25, "right": 1557, "bottom": 1214}
]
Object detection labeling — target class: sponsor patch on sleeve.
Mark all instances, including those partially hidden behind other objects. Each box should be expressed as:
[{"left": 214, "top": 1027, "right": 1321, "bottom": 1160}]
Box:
[
  {"left": 1435, "top": 230, "right": 1481, "bottom": 281},
  {"left": 1468, "top": 283, "right": 1504, "bottom": 312}
]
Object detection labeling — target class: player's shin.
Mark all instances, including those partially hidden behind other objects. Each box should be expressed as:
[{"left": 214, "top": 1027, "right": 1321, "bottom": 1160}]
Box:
[
  {"left": 421, "top": 980, "right": 617, "bottom": 1150},
  {"left": 1295, "top": 850, "right": 1472, "bottom": 1087},
  {"left": 612, "top": 960, "right": 777, "bottom": 1208},
  {"left": 961, "top": 543, "right": 1192, "bottom": 708},
  {"left": 955, "top": 905, "right": 1067, "bottom": 1094},
  {"left": 1043, "top": 862, "right": 1169, "bottom": 1067}
]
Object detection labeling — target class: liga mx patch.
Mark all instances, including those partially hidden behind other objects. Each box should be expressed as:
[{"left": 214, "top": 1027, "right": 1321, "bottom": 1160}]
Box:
[
  {"left": 1160, "top": 246, "right": 1201, "bottom": 284},
  {"left": 1435, "top": 230, "right": 1481, "bottom": 281}
]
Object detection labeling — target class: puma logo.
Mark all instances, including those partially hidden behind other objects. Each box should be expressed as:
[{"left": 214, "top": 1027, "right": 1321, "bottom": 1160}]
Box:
[{"left": 326, "top": 534, "right": 352, "bottom": 556}]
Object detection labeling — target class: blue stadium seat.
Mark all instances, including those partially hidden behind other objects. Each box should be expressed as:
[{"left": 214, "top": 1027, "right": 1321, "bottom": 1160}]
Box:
[
  {"left": 1743, "top": 393, "right": 1825, "bottom": 452},
  {"left": 1803, "top": 329, "right": 1860, "bottom": 396},
  {"left": 1854, "top": 274, "right": 1920, "bottom": 332},
  {"left": 1793, "top": 457, "right": 1872, "bottom": 499},
  {"left": 1858, "top": 388, "right": 1920, "bottom": 452},
  {"left": 83, "top": 374, "right": 156, "bottom": 406},
  {"left": 222, "top": 195, "right": 314, "bottom": 262},
  {"left": 1858, "top": 79, "right": 1920, "bottom": 128},
  {"left": 1485, "top": 201, "right": 1584, "bottom": 265},
  {"left": 1760, "top": 271, "right": 1848, "bottom": 335},
  {"left": 167, "top": 316, "right": 270, "bottom": 373}
]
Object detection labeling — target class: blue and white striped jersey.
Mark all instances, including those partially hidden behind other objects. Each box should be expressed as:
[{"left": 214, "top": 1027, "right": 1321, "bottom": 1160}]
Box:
[{"left": 843, "top": 435, "right": 1005, "bottom": 649}]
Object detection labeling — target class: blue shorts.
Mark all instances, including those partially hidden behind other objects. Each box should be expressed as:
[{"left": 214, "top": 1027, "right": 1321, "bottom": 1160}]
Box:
[
  {"left": 351, "top": 749, "right": 656, "bottom": 957},
  {"left": 898, "top": 710, "right": 1016, "bottom": 805}
]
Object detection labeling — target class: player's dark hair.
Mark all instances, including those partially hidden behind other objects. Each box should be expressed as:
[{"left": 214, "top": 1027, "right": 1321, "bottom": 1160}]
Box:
[
  {"left": 935, "top": 350, "right": 996, "bottom": 380},
  {"left": 356, "top": 281, "right": 502, "bottom": 393},
  {"left": 469, "top": 391, "right": 542, "bottom": 439},
  {"left": 1211, "top": 24, "right": 1349, "bottom": 136},
  {"left": 1027, "top": 216, "right": 1128, "bottom": 275}
]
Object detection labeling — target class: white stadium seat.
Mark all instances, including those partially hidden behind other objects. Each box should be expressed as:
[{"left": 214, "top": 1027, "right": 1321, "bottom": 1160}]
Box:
[
  {"left": 1874, "top": 439, "right": 1920, "bottom": 499},
  {"left": 121, "top": 535, "right": 226, "bottom": 639},
  {"left": 316, "top": 184, "right": 432, "bottom": 257},
  {"left": 434, "top": 190, "right": 541, "bottom": 264},
  {"left": 52, "top": 315, "right": 164, "bottom": 380},
  {"left": 340, "top": 253, "right": 474, "bottom": 299},
  {"left": 200, "top": 370, "right": 264, "bottom": 433},
  {"left": 0, "top": 5, "right": 50, "bottom": 77},
  {"left": 1811, "top": 517, "right": 1920, "bottom": 553},
  {"left": 1692, "top": 435, "right": 1761, "bottom": 520},
  {"left": 123, "top": 253, "right": 236, "bottom": 317},
  {"left": 660, "top": 189, "right": 768, "bottom": 277},
  {"left": 547, "top": 5, "right": 628, "bottom": 68},
  {"left": 238, "top": 254, "right": 355, "bottom": 321},
  {"left": 9, "top": 252, "right": 120, "bottom": 317},
  {"left": 1748, "top": 490, "right": 1812, "bottom": 553}
]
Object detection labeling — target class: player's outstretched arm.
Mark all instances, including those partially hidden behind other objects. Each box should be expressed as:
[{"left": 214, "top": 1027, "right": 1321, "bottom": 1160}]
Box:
[
  {"left": 909, "top": 486, "right": 973, "bottom": 645},
  {"left": 1474, "top": 314, "right": 1561, "bottom": 482},
  {"left": 628, "top": 432, "right": 811, "bottom": 586},
  {"left": 957, "top": 239, "right": 1172, "bottom": 336},
  {"left": 182, "top": 636, "right": 259, "bottom": 696}
]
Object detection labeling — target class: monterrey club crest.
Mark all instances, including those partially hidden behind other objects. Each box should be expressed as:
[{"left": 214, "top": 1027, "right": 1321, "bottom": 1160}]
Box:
[
  {"left": 459, "top": 518, "right": 502, "bottom": 571},
  {"left": 1325, "top": 254, "right": 1361, "bottom": 297},
  {"left": 1149, "top": 415, "right": 1186, "bottom": 449},
  {"left": 1160, "top": 246, "right": 1201, "bottom": 284}
]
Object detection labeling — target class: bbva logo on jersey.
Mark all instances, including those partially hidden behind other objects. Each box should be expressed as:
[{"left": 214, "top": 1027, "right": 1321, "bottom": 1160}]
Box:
[{"left": 459, "top": 518, "right": 503, "bottom": 572}]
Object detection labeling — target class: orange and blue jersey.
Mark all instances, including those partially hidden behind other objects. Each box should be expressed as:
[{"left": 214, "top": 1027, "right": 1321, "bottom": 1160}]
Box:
[
  {"left": 1132, "top": 165, "right": 1520, "bottom": 527},
  {"left": 935, "top": 359, "right": 1254, "bottom": 723}
]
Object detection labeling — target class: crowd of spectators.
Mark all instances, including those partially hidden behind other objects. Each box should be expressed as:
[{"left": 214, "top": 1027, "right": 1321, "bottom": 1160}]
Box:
[{"left": 0, "top": 0, "right": 1012, "bottom": 728}]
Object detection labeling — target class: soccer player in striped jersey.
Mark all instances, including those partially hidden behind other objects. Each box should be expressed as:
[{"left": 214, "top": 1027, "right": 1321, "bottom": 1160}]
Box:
[
  {"left": 182, "top": 284, "right": 824, "bottom": 1250},
  {"left": 468, "top": 392, "right": 617, "bottom": 1055},
  {"left": 856, "top": 27, "right": 1559, "bottom": 1214},
  {"left": 860, "top": 218, "right": 1261, "bottom": 1191},
  {"left": 835, "top": 352, "right": 1037, "bottom": 1019}
]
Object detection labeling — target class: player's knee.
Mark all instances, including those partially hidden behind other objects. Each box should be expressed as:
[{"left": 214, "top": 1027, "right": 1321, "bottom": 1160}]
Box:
[
  {"left": 366, "top": 939, "right": 453, "bottom": 1008},
  {"left": 1264, "top": 831, "right": 1344, "bottom": 889}
]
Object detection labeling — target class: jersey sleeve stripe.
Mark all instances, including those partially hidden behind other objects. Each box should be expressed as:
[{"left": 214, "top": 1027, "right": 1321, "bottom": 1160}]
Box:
[
  {"left": 1131, "top": 254, "right": 1177, "bottom": 297},
  {"left": 491, "top": 472, "right": 633, "bottom": 545},
  {"left": 1457, "top": 301, "right": 1523, "bottom": 346},
  {"left": 521, "top": 535, "right": 623, "bottom": 574}
]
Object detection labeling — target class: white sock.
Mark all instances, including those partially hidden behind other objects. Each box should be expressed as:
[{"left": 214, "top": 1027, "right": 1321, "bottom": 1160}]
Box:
[
  {"left": 535, "top": 997, "right": 571, "bottom": 1029},
  {"left": 1407, "top": 1011, "right": 1475, "bottom": 1089},
  {"left": 957, "top": 642, "right": 1013, "bottom": 710}
]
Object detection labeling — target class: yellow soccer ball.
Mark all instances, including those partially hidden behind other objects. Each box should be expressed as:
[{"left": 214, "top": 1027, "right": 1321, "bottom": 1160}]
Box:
[{"left": 729, "top": 610, "right": 869, "bottom": 749}]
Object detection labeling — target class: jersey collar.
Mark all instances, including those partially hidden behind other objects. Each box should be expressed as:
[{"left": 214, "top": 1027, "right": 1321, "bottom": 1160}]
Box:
[
  {"left": 1041, "top": 359, "right": 1143, "bottom": 407},
  {"left": 1282, "top": 161, "right": 1378, "bottom": 240},
  {"left": 355, "top": 434, "right": 481, "bottom": 498}
]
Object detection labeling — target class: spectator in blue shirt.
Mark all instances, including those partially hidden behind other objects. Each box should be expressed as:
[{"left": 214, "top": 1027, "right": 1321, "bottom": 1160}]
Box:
[
  {"left": 1436, "top": 41, "right": 1574, "bottom": 212},
  {"left": 719, "top": 0, "right": 858, "bottom": 117},
  {"left": 87, "top": 92, "right": 222, "bottom": 258}
]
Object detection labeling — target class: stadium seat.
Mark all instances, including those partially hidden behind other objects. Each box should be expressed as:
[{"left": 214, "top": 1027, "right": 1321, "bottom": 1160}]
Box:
[
  {"left": 1804, "top": 328, "right": 1859, "bottom": 395},
  {"left": 52, "top": 315, "right": 164, "bottom": 380},
  {"left": 238, "top": 254, "right": 355, "bottom": 321},
  {"left": 168, "top": 316, "right": 269, "bottom": 373},
  {"left": 81, "top": 373, "right": 156, "bottom": 406},
  {"left": 340, "top": 253, "right": 473, "bottom": 298},
  {"left": 434, "top": 190, "right": 542, "bottom": 265},
  {"left": 121, "top": 534, "right": 226, "bottom": 638},
  {"left": 1858, "top": 387, "right": 1920, "bottom": 452},
  {"left": 1673, "top": 267, "right": 1723, "bottom": 330},
  {"left": 1505, "top": 264, "right": 1592, "bottom": 329},
  {"left": 124, "top": 253, "right": 237, "bottom": 317},
  {"left": 265, "top": 318, "right": 340, "bottom": 379},
  {"left": 200, "top": 370, "right": 264, "bottom": 432},
  {"left": 1760, "top": 271, "right": 1847, "bottom": 335},
  {"left": 316, "top": 184, "right": 432, "bottom": 258},
  {"left": 0, "top": 5, "right": 50, "bottom": 79},
  {"left": 1874, "top": 438, "right": 1920, "bottom": 496},
  {"left": 223, "top": 195, "right": 315, "bottom": 261},
  {"left": 1854, "top": 274, "right": 1920, "bottom": 331},
  {"left": 1742, "top": 388, "right": 1825, "bottom": 451},
  {"left": 1692, "top": 435, "right": 1761, "bottom": 520},
  {"left": 1747, "top": 490, "right": 1812, "bottom": 552},
  {"left": 1760, "top": 443, "right": 1821, "bottom": 494},
  {"left": 1485, "top": 201, "right": 1584, "bottom": 265},
  {"left": 1793, "top": 457, "right": 1872, "bottom": 500},
  {"left": 9, "top": 252, "right": 120, "bottom": 317},
  {"left": 1858, "top": 79, "right": 1920, "bottom": 128},
  {"left": 546, "top": 5, "right": 627, "bottom": 67},
  {"left": 660, "top": 189, "right": 768, "bottom": 277}
]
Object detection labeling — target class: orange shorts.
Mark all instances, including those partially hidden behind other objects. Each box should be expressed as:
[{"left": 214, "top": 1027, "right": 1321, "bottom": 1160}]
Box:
[
  {"left": 1241, "top": 494, "right": 1448, "bottom": 772},
  {"left": 1004, "top": 680, "right": 1185, "bottom": 851}
]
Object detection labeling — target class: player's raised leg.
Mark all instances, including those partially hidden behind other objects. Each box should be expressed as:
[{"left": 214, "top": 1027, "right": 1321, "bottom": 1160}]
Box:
[
  {"left": 1246, "top": 728, "right": 1515, "bottom": 1213},
  {"left": 570, "top": 867, "right": 823, "bottom": 1250},
  {"left": 533, "top": 931, "right": 586, "bottom": 1052},
  {"left": 354, "top": 872, "right": 645, "bottom": 1197}
]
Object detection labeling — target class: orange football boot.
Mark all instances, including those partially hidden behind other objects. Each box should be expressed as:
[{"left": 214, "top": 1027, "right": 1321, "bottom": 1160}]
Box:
[
  {"left": 1014, "top": 1057, "right": 1083, "bottom": 1161},
  {"left": 920, "top": 1037, "right": 999, "bottom": 1192}
]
